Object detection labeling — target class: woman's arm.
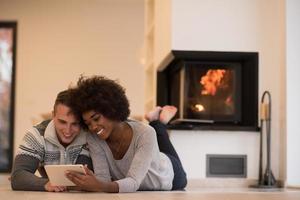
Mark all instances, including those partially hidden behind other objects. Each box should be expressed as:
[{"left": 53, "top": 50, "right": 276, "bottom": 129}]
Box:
[
  {"left": 66, "top": 139, "right": 119, "bottom": 193},
  {"left": 115, "top": 126, "right": 156, "bottom": 192},
  {"left": 66, "top": 133, "right": 115, "bottom": 192},
  {"left": 66, "top": 166, "right": 119, "bottom": 192},
  {"left": 87, "top": 134, "right": 112, "bottom": 182},
  {"left": 66, "top": 125, "right": 157, "bottom": 193}
]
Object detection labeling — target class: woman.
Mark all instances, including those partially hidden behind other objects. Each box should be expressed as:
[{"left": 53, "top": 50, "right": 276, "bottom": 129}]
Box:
[{"left": 66, "top": 75, "right": 187, "bottom": 192}]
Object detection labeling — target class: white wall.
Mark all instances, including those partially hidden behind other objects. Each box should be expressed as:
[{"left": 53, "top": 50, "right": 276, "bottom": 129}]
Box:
[
  {"left": 286, "top": 0, "right": 300, "bottom": 187},
  {"left": 154, "top": 0, "right": 171, "bottom": 69},
  {"left": 0, "top": 0, "right": 144, "bottom": 155},
  {"left": 166, "top": 0, "right": 286, "bottom": 180},
  {"left": 170, "top": 130, "right": 259, "bottom": 179}
]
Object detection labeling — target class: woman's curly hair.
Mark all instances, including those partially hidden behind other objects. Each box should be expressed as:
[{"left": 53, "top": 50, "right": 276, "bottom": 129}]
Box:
[{"left": 70, "top": 75, "right": 130, "bottom": 123}]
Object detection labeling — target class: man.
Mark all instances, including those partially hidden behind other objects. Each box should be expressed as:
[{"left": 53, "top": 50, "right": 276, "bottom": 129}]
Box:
[{"left": 10, "top": 90, "right": 93, "bottom": 192}]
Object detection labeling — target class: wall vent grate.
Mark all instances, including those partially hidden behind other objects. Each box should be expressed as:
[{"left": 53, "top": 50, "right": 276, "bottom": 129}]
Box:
[{"left": 206, "top": 154, "right": 247, "bottom": 178}]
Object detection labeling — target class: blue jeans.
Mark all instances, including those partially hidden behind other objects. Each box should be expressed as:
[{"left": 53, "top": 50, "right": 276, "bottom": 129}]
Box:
[{"left": 149, "top": 121, "right": 187, "bottom": 190}]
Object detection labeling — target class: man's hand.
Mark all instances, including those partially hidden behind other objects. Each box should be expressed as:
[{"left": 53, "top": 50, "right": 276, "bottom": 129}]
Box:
[{"left": 44, "top": 181, "right": 67, "bottom": 192}]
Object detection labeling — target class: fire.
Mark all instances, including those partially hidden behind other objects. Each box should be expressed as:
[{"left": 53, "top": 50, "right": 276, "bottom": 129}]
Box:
[
  {"left": 225, "top": 96, "right": 233, "bottom": 107},
  {"left": 194, "top": 104, "right": 204, "bottom": 112},
  {"left": 200, "top": 69, "right": 226, "bottom": 95}
]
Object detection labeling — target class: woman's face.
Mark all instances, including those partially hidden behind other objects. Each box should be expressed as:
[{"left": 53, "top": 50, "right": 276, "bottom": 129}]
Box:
[{"left": 82, "top": 110, "right": 116, "bottom": 140}]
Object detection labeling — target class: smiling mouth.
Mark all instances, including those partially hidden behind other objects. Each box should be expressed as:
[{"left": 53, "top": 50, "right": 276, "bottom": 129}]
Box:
[
  {"left": 64, "top": 134, "right": 72, "bottom": 138},
  {"left": 97, "top": 129, "right": 104, "bottom": 136}
]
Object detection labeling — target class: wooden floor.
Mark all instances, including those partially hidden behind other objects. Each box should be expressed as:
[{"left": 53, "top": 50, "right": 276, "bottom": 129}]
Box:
[{"left": 1, "top": 175, "right": 300, "bottom": 200}]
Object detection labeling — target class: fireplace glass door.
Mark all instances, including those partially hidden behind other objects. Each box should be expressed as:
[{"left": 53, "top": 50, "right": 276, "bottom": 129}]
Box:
[{"left": 171, "top": 61, "right": 242, "bottom": 123}]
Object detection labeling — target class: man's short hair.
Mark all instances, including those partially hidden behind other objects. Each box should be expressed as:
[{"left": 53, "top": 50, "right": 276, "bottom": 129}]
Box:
[{"left": 53, "top": 90, "right": 77, "bottom": 118}]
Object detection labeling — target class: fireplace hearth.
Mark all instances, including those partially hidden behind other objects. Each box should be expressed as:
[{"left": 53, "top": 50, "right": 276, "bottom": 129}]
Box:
[{"left": 157, "top": 51, "right": 259, "bottom": 131}]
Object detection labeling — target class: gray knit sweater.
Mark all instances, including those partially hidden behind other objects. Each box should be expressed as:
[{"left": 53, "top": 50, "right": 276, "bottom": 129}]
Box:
[
  {"left": 88, "top": 120, "right": 174, "bottom": 193},
  {"left": 11, "top": 120, "right": 92, "bottom": 191}
]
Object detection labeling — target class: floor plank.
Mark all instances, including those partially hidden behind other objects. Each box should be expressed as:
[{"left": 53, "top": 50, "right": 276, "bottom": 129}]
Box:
[{"left": 1, "top": 175, "right": 300, "bottom": 200}]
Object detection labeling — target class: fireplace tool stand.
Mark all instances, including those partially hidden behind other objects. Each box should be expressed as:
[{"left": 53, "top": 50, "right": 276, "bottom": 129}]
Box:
[{"left": 251, "top": 91, "right": 280, "bottom": 189}]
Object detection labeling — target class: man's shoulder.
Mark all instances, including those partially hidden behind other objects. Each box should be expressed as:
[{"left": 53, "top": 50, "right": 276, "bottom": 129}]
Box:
[{"left": 33, "top": 119, "right": 52, "bottom": 137}]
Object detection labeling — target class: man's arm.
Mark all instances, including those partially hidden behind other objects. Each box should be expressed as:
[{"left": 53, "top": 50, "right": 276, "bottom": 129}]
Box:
[
  {"left": 76, "top": 155, "right": 93, "bottom": 171},
  {"left": 11, "top": 154, "right": 48, "bottom": 191}
]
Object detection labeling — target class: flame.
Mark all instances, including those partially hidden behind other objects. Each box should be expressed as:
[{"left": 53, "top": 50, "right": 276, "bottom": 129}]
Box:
[
  {"left": 194, "top": 104, "right": 205, "bottom": 112},
  {"left": 200, "top": 69, "right": 226, "bottom": 95},
  {"left": 225, "top": 96, "right": 232, "bottom": 107}
]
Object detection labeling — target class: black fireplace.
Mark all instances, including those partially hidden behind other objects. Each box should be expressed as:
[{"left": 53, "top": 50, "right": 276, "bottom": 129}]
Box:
[{"left": 157, "top": 51, "right": 259, "bottom": 131}]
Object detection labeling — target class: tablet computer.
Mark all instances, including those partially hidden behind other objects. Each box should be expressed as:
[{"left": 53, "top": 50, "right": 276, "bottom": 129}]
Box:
[{"left": 44, "top": 164, "right": 86, "bottom": 186}]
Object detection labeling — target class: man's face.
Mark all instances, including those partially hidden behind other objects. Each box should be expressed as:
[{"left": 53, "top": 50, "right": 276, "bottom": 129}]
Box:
[{"left": 53, "top": 104, "right": 81, "bottom": 147}]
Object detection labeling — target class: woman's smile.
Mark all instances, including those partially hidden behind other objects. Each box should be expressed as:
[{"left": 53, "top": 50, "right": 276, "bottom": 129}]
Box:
[{"left": 97, "top": 128, "right": 104, "bottom": 136}]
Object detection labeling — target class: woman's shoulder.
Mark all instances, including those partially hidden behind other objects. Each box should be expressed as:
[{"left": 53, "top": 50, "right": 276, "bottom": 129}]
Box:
[
  {"left": 127, "top": 119, "right": 154, "bottom": 132},
  {"left": 86, "top": 132, "right": 105, "bottom": 146},
  {"left": 127, "top": 119, "right": 156, "bottom": 140}
]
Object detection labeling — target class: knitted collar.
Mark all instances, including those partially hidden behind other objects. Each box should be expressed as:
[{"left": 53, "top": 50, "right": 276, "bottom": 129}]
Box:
[{"left": 44, "top": 120, "right": 87, "bottom": 149}]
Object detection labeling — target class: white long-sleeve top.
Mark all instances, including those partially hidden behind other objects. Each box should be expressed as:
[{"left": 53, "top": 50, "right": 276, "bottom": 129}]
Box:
[{"left": 87, "top": 120, "right": 174, "bottom": 193}]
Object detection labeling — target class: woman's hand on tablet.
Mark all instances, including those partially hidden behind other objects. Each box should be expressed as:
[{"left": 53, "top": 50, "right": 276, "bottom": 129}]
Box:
[{"left": 65, "top": 165, "right": 102, "bottom": 192}]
